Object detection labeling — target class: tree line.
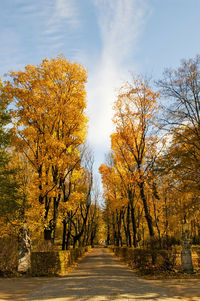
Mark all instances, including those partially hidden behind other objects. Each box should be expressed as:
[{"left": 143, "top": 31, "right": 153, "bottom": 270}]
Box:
[
  {"left": 99, "top": 55, "right": 200, "bottom": 249},
  {"left": 1, "top": 54, "right": 200, "bottom": 255}
]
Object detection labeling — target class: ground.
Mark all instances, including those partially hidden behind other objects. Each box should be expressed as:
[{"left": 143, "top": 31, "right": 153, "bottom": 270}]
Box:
[{"left": 0, "top": 248, "right": 200, "bottom": 300}]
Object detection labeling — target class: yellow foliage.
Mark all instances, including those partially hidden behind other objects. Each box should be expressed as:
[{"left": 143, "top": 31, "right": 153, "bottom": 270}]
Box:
[{"left": 1, "top": 56, "right": 88, "bottom": 237}]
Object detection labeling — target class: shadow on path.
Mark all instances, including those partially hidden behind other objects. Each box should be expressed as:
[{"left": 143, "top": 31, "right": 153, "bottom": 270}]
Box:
[
  {"left": 0, "top": 248, "right": 200, "bottom": 300},
  {"left": 26, "top": 248, "right": 200, "bottom": 301}
]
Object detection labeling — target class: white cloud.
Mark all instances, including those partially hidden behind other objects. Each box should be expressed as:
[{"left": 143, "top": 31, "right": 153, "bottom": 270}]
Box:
[
  {"left": 2, "top": 0, "right": 80, "bottom": 56},
  {"left": 16, "top": 0, "right": 80, "bottom": 48},
  {"left": 95, "top": 0, "right": 146, "bottom": 60},
  {"left": 0, "top": 0, "right": 149, "bottom": 177},
  {"left": 55, "top": 0, "right": 79, "bottom": 24},
  {"left": 87, "top": 0, "right": 149, "bottom": 153},
  {"left": 45, "top": 0, "right": 80, "bottom": 33}
]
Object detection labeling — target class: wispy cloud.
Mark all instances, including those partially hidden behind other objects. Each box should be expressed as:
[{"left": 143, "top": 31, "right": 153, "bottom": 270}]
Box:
[
  {"left": 94, "top": 0, "right": 146, "bottom": 60},
  {"left": 45, "top": 0, "right": 80, "bottom": 36},
  {"left": 0, "top": 0, "right": 81, "bottom": 75},
  {"left": 35, "top": 0, "right": 80, "bottom": 50},
  {"left": 0, "top": 0, "right": 149, "bottom": 175},
  {"left": 55, "top": 0, "right": 80, "bottom": 26},
  {"left": 87, "top": 0, "right": 149, "bottom": 154}
]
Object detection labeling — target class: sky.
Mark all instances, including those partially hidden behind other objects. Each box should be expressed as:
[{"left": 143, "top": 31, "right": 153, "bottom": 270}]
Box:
[{"left": 1, "top": 0, "right": 200, "bottom": 184}]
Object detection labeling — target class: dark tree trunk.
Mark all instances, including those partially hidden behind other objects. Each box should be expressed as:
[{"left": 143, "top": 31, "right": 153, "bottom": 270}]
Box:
[
  {"left": 44, "top": 229, "right": 52, "bottom": 241},
  {"left": 52, "top": 196, "right": 60, "bottom": 243},
  {"left": 139, "top": 181, "right": 154, "bottom": 237},
  {"left": 62, "top": 218, "right": 67, "bottom": 250},
  {"left": 90, "top": 225, "right": 97, "bottom": 247},
  {"left": 122, "top": 209, "right": 128, "bottom": 246},
  {"left": 116, "top": 209, "right": 122, "bottom": 247},
  {"left": 130, "top": 204, "right": 137, "bottom": 248},
  {"left": 65, "top": 222, "right": 71, "bottom": 250},
  {"left": 127, "top": 203, "right": 132, "bottom": 247},
  {"left": 112, "top": 212, "right": 117, "bottom": 246},
  {"left": 72, "top": 204, "right": 90, "bottom": 248},
  {"left": 106, "top": 226, "right": 110, "bottom": 245},
  {"left": 128, "top": 189, "right": 137, "bottom": 248}
]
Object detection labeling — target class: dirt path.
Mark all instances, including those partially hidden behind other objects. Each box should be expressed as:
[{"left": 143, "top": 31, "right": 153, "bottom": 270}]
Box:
[{"left": 0, "top": 248, "right": 200, "bottom": 301}]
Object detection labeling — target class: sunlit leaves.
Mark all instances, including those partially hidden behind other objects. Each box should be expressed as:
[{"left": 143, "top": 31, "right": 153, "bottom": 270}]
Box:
[
  {"left": 1, "top": 56, "right": 89, "bottom": 242},
  {"left": 2, "top": 56, "right": 88, "bottom": 202}
]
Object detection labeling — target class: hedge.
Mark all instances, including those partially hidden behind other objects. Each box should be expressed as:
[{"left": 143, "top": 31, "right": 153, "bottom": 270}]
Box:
[
  {"left": 109, "top": 246, "right": 200, "bottom": 273},
  {"left": 31, "top": 246, "right": 91, "bottom": 276},
  {"left": 0, "top": 237, "right": 19, "bottom": 276},
  {"left": 109, "top": 246, "right": 180, "bottom": 272}
]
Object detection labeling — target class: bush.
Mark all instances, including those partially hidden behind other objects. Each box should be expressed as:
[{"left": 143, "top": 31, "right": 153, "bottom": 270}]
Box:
[
  {"left": 109, "top": 246, "right": 179, "bottom": 273},
  {"left": 32, "top": 240, "right": 58, "bottom": 252},
  {"left": 31, "top": 246, "right": 90, "bottom": 276},
  {"left": 31, "top": 251, "right": 69, "bottom": 276},
  {"left": 191, "top": 246, "right": 200, "bottom": 270},
  {"left": 157, "top": 248, "right": 177, "bottom": 271},
  {"left": 0, "top": 237, "right": 19, "bottom": 276}
]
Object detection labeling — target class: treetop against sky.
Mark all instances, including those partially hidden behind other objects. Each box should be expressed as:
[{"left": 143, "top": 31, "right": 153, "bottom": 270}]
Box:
[{"left": 1, "top": 0, "right": 200, "bottom": 178}]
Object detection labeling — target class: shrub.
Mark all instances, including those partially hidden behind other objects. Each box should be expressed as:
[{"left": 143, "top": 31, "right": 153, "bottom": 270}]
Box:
[
  {"left": 191, "top": 246, "right": 200, "bottom": 270},
  {"left": 110, "top": 246, "right": 179, "bottom": 273},
  {"left": 31, "top": 246, "right": 90, "bottom": 276},
  {"left": 0, "top": 237, "right": 19, "bottom": 276},
  {"left": 157, "top": 248, "right": 177, "bottom": 271}
]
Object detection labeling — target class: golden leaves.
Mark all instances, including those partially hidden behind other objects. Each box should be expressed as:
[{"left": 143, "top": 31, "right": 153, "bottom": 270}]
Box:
[{"left": 1, "top": 56, "right": 89, "bottom": 234}]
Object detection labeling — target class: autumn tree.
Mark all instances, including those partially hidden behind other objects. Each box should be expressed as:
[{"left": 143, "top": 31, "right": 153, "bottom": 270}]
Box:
[
  {"left": 1, "top": 56, "right": 88, "bottom": 241},
  {"left": 154, "top": 126, "right": 200, "bottom": 245},
  {"left": 60, "top": 148, "right": 94, "bottom": 249},
  {"left": 157, "top": 54, "right": 200, "bottom": 239},
  {"left": 99, "top": 162, "right": 125, "bottom": 246},
  {"left": 158, "top": 55, "right": 200, "bottom": 188},
  {"left": 112, "top": 77, "right": 160, "bottom": 239}
]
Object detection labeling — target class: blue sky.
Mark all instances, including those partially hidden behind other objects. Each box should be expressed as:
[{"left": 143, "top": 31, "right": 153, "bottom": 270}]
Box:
[{"left": 1, "top": 0, "right": 200, "bottom": 183}]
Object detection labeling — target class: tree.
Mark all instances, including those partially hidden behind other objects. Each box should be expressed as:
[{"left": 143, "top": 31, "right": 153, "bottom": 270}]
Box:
[
  {"left": 61, "top": 150, "right": 94, "bottom": 249},
  {"left": 155, "top": 126, "right": 200, "bottom": 243},
  {"left": 157, "top": 54, "right": 200, "bottom": 183},
  {"left": 2, "top": 56, "right": 88, "bottom": 241},
  {"left": 157, "top": 55, "right": 200, "bottom": 242},
  {"left": 112, "top": 77, "right": 159, "bottom": 238},
  {"left": 0, "top": 78, "right": 20, "bottom": 223},
  {"left": 158, "top": 54, "right": 200, "bottom": 132}
]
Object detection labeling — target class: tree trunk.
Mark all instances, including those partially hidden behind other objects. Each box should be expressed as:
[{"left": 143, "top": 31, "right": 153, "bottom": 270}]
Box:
[
  {"left": 122, "top": 209, "right": 128, "bottom": 246},
  {"left": 116, "top": 209, "right": 122, "bottom": 247},
  {"left": 44, "top": 228, "right": 52, "bottom": 241},
  {"left": 62, "top": 218, "right": 67, "bottom": 250},
  {"left": 128, "top": 190, "right": 137, "bottom": 248},
  {"left": 112, "top": 212, "right": 117, "bottom": 246},
  {"left": 65, "top": 222, "right": 71, "bottom": 250},
  {"left": 52, "top": 196, "right": 60, "bottom": 243},
  {"left": 139, "top": 181, "right": 154, "bottom": 237},
  {"left": 127, "top": 203, "right": 132, "bottom": 247}
]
